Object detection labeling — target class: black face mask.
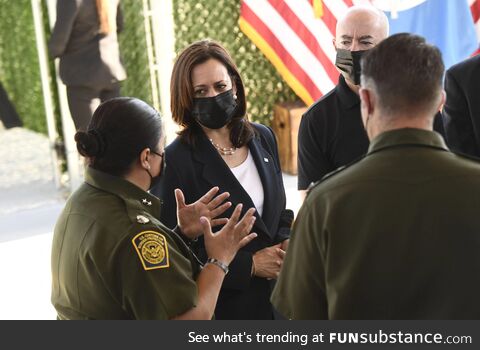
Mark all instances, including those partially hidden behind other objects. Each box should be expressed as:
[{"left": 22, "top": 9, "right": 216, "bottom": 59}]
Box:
[
  {"left": 191, "top": 90, "right": 237, "bottom": 129},
  {"left": 147, "top": 150, "right": 165, "bottom": 190},
  {"left": 335, "top": 49, "right": 368, "bottom": 85}
]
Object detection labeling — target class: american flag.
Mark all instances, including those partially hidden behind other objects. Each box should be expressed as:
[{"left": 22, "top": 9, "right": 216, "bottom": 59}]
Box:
[
  {"left": 471, "top": 0, "right": 480, "bottom": 54},
  {"left": 239, "top": 0, "right": 480, "bottom": 106}
]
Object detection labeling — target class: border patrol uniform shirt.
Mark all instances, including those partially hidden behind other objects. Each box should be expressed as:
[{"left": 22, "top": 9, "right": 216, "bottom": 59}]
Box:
[
  {"left": 297, "top": 76, "right": 368, "bottom": 191},
  {"left": 273, "top": 128, "right": 480, "bottom": 319},
  {"left": 51, "top": 167, "right": 199, "bottom": 319}
]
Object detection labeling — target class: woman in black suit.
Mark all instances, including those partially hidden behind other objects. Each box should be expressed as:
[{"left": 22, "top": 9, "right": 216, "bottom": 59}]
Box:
[{"left": 152, "top": 40, "right": 293, "bottom": 319}]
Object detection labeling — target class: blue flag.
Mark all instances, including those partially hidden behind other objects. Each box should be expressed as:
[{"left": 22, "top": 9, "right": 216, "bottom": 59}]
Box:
[{"left": 374, "top": 0, "right": 477, "bottom": 68}]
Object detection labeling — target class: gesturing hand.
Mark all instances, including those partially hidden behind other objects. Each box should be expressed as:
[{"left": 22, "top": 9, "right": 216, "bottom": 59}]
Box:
[
  {"left": 176, "top": 187, "right": 231, "bottom": 239},
  {"left": 201, "top": 204, "right": 258, "bottom": 266}
]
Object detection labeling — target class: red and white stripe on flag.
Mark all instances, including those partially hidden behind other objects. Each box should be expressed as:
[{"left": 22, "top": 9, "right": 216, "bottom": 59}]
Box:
[
  {"left": 239, "top": 0, "right": 480, "bottom": 106},
  {"left": 239, "top": 0, "right": 350, "bottom": 105},
  {"left": 470, "top": 0, "right": 480, "bottom": 55}
]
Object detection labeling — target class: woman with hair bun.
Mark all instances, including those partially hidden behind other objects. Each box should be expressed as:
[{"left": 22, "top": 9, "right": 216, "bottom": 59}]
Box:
[{"left": 51, "top": 97, "right": 257, "bottom": 320}]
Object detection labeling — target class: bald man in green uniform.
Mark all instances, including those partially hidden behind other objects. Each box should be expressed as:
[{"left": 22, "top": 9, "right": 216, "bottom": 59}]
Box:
[{"left": 272, "top": 33, "right": 480, "bottom": 319}]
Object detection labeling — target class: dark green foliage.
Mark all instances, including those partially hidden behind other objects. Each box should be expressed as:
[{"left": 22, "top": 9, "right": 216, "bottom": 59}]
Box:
[
  {"left": 118, "top": 0, "right": 153, "bottom": 104},
  {"left": 0, "top": 0, "right": 46, "bottom": 133}
]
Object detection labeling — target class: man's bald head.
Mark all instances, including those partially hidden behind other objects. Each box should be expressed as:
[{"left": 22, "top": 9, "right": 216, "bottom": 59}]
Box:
[{"left": 335, "top": 5, "right": 389, "bottom": 51}]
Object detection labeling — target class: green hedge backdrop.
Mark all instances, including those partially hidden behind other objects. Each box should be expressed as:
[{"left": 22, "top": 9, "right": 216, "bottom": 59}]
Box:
[{"left": 0, "top": 0, "right": 297, "bottom": 134}]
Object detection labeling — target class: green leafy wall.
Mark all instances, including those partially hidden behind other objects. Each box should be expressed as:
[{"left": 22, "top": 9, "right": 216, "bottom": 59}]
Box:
[
  {"left": 0, "top": 0, "right": 46, "bottom": 133},
  {"left": 118, "top": 0, "right": 152, "bottom": 105},
  {"left": 0, "top": 0, "right": 297, "bottom": 133},
  {"left": 0, "top": 0, "right": 152, "bottom": 134}
]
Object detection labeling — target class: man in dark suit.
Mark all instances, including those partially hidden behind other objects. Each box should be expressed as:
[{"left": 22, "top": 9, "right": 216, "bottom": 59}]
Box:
[
  {"left": 442, "top": 54, "right": 480, "bottom": 157},
  {"left": 49, "top": 0, "right": 126, "bottom": 131}
]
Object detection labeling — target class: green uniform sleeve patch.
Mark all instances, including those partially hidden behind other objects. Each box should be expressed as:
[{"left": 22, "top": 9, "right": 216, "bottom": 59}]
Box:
[{"left": 132, "top": 231, "right": 170, "bottom": 270}]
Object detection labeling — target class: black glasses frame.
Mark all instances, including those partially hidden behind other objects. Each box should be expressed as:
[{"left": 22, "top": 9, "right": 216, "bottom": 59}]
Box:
[{"left": 151, "top": 150, "right": 166, "bottom": 172}]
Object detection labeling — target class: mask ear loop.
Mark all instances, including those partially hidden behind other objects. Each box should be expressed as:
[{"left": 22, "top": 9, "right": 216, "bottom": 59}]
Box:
[
  {"left": 142, "top": 149, "right": 154, "bottom": 185},
  {"left": 145, "top": 161, "right": 154, "bottom": 189}
]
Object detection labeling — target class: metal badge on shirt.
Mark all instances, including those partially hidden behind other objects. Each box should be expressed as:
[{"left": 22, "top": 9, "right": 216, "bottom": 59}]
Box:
[{"left": 132, "top": 231, "right": 170, "bottom": 270}]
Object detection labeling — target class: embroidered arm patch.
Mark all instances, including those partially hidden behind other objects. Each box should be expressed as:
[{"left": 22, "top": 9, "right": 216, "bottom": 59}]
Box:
[{"left": 132, "top": 231, "right": 170, "bottom": 270}]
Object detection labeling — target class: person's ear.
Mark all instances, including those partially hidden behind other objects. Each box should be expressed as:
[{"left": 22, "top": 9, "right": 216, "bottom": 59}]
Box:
[
  {"left": 332, "top": 38, "right": 337, "bottom": 51},
  {"left": 359, "top": 88, "right": 374, "bottom": 114},
  {"left": 140, "top": 148, "right": 151, "bottom": 170},
  {"left": 360, "top": 87, "right": 376, "bottom": 126},
  {"left": 438, "top": 90, "right": 446, "bottom": 112}
]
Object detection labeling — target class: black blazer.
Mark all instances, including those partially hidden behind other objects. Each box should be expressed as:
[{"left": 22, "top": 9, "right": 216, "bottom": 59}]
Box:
[
  {"left": 152, "top": 123, "right": 293, "bottom": 319},
  {"left": 442, "top": 55, "right": 480, "bottom": 157}
]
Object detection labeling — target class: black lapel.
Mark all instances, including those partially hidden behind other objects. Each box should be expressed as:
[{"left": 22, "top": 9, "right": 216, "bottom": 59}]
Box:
[
  {"left": 193, "top": 134, "right": 237, "bottom": 190},
  {"left": 192, "top": 133, "right": 273, "bottom": 239}
]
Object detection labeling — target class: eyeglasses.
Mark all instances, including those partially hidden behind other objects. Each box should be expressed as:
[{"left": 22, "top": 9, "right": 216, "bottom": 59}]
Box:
[
  {"left": 151, "top": 150, "right": 164, "bottom": 158},
  {"left": 151, "top": 150, "right": 166, "bottom": 172}
]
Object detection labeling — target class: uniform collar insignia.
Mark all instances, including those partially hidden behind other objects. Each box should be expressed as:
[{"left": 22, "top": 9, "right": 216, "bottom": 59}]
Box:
[
  {"left": 142, "top": 198, "right": 152, "bottom": 206},
  {"left": 85, "top": 167, "right": 162, "bottom": 222}
]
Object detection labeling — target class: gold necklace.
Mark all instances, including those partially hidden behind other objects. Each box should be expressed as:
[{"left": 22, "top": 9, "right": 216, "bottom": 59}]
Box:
[{"left": 209, "top": 138, "right": 236, "bottom": 156}]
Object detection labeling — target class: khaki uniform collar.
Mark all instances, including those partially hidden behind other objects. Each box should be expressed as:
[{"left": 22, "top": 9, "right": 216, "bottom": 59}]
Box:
[
  {"left": 368, "top": 128, "right": 449, "bottom": 155},
  {"left": 85, "top": 167, "right": 162, "bottom": 220}
]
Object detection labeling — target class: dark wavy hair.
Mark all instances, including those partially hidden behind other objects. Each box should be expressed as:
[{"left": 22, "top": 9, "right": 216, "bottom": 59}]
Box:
[
  {"left": 170, "top": 39, "right": 256, "bottom": 147},
  {"left": 74, "top": 97, "right": 162, "bottom": 177}
]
